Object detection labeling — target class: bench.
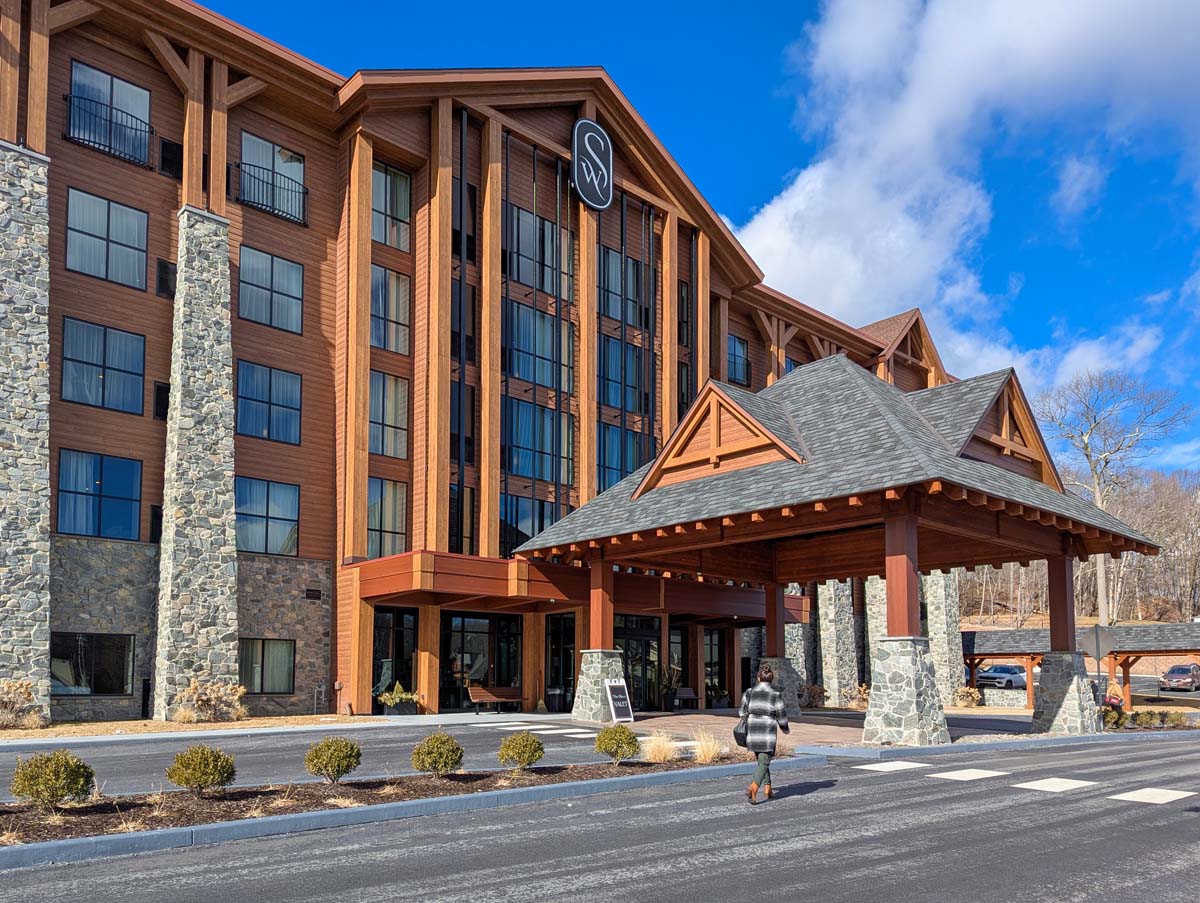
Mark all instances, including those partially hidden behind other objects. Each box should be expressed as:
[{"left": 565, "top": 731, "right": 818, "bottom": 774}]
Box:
[
  {"left": 467, "top": 685, "right": 523, "bottom": 714},
  {"left": 674, "top": 687, "right": 699, "bottom": 709}
]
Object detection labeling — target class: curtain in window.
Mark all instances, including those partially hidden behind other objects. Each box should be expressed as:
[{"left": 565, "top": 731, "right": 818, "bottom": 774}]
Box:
[
  {"left": 106, "top": 204, "right": 146, "bottom": 289},
  {"left": 66, "top": 190, "right": 108, "bottom": 278},
  {"left": 239, "top": 247, "right": 272, "bottom": 324},
  {"left": 104, "top": 328, "right": 144, "bottom": 413},
  {"left": 237, "top": 362, "right": 270, "bottom": 438},
  {"left": 238, "top": 637, "right": 262, "bottom": 692},
  {"left": 267, "top": 482, "right": 299, "bottom": 555},
  {"left": 270, "top": 370, "right": 301, "bottom": 443},
  {"left": 58, "top": 450, "right": 99, "bottom": 535},
  {"left": 272, "top": 257, "right": 303, "bottom": 332},
  {"left": 235, "top": 476, "right": 268, "bottom": 552},
  {"left": 262, "top": 640, "right": 294, "bottom": 693},
  {"left": 63, "top": 319, "right": 105, "bottom": 406}
]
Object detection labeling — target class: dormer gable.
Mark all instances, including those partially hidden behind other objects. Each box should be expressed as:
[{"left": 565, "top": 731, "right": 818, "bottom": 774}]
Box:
[
  {"left": 871, "top": 309, "right": 950, "bottom": 390},
  {"left": 961, "top": 373, "right": 1063, "bottom": 492}
]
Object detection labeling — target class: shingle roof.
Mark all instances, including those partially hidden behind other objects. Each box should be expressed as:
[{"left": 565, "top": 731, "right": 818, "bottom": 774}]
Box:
[
  {"left": 859, "top": 309, "right": 918, "bottom": 350},
  {"left": 516, "top": 354, "right": 1155, "bottom": 552},
  {"left": 963, "top": 625, "right": 1200, "bottom": 656},
  {"left": 907, "top": 369, "right": 1011, "bottom": 453}
]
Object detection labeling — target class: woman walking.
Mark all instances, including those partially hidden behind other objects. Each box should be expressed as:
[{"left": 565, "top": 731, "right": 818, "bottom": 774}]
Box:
[{"left": 739, "top": 664, "right": 790, "bottom": 804}]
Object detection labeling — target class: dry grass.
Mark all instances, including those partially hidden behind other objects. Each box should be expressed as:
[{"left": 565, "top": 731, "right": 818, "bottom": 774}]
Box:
[
  {"left": 375, "top": 782, "right": 404, "bottom": 797},
  {"left": 776, "top": 736, "right": 796, "bottom": 758},
  {"left": 41, "top": 812, "right": 65, "bottom": 827},
  {"left": 641, "top": 732, "right": 680, "bottom": 764},
  {"left": 325, "top": 796, "right": 362, "bottom": 809},
  {"left": 145, "top": 789, "right": 170, "bottom": 819},
  {"left": 244, "top": 803, "right": 266, "bottom": 819},
  {"left": 691, "top": 730, "right": 726, "bottom": 765}
]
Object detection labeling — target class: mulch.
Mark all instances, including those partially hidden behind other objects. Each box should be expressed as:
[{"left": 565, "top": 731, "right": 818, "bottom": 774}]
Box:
[{"left": 1, "top": 756, "right": 746, "bottom": 845}]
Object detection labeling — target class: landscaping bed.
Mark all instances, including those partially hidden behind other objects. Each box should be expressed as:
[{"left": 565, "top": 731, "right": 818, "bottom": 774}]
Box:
[{"left": 0, "top": 757, "right": 743, "bottom": 845}]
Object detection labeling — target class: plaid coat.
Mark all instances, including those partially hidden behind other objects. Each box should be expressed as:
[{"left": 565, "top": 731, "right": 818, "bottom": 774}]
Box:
[{"left": 739, "top": 681, "right": 790, "bottom": 754}]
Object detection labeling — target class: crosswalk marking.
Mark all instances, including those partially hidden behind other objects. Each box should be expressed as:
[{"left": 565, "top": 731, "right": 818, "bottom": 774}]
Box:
[
  {"left": 496, "top": 725, "right": 540, "bottom": 731},
  {"left": 928, "top": 768, "right": 1010, "bottom": 782},
  {"left": 529, "top": 728, "right": 586, "bottom": 735},
  {"left": 473, "top": 721, "right": 530, "bottom": 728},
  {"left": 563, "top": 732, "right": 598, "bottom": 739},
  {"left": 853, "top": 761, "right": 930, "bottom": 773},
  {"left": 1108, "top": 788, "right": 1198, "bottom": 805},
  {"left": 1012, "top": 777, "right": 1098, "bottom": 793}
]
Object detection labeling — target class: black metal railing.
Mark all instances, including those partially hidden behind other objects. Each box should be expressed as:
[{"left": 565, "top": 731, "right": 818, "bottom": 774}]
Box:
[
  {"left": 64, "top": 94, "right": 153, "bottom": 167},
  {"left": 235, "top": 161, "right": 308, "bottom": 225},
  {"left": 729, "top": 355, "right": 751, "bottom": 386}
]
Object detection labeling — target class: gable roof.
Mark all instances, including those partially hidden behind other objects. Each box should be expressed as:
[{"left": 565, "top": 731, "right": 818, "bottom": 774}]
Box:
[
  {"left": 908, "top": 369, "right": 1013, "bottom": 452},
  {"left": 517, "top": 354, "right": 1155, "bottom": 553},
  {"left": 860, "top": 309, "right": 919, "bottom": 350}
]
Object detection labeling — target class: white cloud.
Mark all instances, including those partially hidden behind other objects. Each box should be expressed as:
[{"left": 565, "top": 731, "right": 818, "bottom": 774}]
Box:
[
  {"left": 735, "top": 0, "right": 1200, "bottom": 385},
  {"left": 1050, "top": 320, "right": 1163, "bottom": 387},
  {"left": 1153, "top": 437, "right": 1200, "bottom": 470}
]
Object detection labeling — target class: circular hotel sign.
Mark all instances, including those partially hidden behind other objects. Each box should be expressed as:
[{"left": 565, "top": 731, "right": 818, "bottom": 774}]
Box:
[{"left": 572, "top": 118, "right": 614, "bottom": 211}]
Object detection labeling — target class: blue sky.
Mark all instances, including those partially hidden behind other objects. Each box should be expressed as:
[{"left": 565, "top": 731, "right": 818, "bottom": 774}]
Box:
[{"left": 210, "top": 0, "right": 1200, "bottom": 469}]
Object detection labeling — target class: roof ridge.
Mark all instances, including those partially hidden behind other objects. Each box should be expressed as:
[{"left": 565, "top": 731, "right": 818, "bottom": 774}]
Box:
[{"left": 836, "top": 357, "right": 950, "bottom": 473}]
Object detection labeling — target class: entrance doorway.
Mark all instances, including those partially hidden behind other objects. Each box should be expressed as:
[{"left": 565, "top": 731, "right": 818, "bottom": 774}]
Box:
[
  {"left": 615, "top": 615, "right": 661, "bottom": 711},
  {"left": 439, "top": 613, "right": 522, "bottom": 711},
  {"left": 371, "top": 607, "right": 418, "bottom": 714},
  {"left": 545, "top": 612, "right": 576, "bottom": 713}
]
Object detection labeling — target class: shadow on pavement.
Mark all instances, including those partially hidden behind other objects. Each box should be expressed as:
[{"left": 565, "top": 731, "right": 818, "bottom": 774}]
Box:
[{"left": 771, "top": 779, "right": 837, "bottom": 800}]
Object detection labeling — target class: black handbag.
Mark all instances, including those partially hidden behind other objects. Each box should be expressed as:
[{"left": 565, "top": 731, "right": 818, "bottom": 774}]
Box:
[{"left": 733, "top": 716, "right": 749, "bottom": 748}]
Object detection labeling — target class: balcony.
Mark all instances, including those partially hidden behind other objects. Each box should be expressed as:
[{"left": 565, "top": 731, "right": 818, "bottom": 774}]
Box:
[
  {"left": 235, "top": 161, "right": 308, "bottom": 225},
  {"left": 64, "top": 95, "right": 153, "bottom": 167}
]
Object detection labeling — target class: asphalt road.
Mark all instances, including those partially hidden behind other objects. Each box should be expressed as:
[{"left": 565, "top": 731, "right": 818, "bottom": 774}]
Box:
[{"left": 6, "top": 738, "right": 1200, "bottom": 902}]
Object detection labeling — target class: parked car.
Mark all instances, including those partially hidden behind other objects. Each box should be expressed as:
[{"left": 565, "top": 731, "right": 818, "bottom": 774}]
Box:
[
  {"left": 1158, "top": 664, "right": 1200, "bottom": 692},
  {"left": 976, "top": 664, "right": 1028, "bottom": 689}
]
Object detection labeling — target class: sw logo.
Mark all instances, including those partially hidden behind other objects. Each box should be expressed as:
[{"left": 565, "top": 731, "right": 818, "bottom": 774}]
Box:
[{"left": 572, "top": 118, "right": 614, "bottom": 211}]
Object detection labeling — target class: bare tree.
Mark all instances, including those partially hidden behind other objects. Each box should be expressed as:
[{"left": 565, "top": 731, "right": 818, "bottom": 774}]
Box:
[{"left": 1037, "top": 370, "right": 1191, "bottom": 624}]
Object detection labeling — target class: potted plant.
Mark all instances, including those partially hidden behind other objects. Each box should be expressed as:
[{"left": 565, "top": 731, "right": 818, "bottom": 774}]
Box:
[
  {"left": 707, "top": 685, "right": 730, "bottom": 709},
  {"left": 376, "top": 682, "right": 419, "bottom": 716},
  {"left": 661, "top": 664, "right": 682, "bottom": 712}
]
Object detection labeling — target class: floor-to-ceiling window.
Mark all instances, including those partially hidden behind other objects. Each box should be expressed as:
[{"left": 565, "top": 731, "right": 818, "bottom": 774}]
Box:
[
  {"left": 545, "top": 612, "right": 576, "bottom": 713},
  {"left": 371, "top": 607, "right": 418, "bottom": 713},
  {"left": 704, "top": 627, "right": 729, "bottom": 707},
  {"left": 439, "top": 613, "right": 522, "bottom": 711},
  {"left": 614, "top": 615, "right": 661, "bottom": 711}
]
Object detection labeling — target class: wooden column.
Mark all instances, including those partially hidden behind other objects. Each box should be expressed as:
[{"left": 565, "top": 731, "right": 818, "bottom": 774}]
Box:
[
  {"left": 0, "top": 0, "right": 21, "bottom": 144},
  {"left": 144, "top": 33, "right": 205, "bottom": 209},
  {"left": 522, "top": 612, "right": 545, "bottom": 712},
  {"left": 753, "top": 311, "right": 779, "bottom": 385},
  {"left": 695, "top": 231, "right": 711, "bottom": 384},
  {"left": 716, "top": 294, "right": 729, "bottom": 381},
  {"left": 1120, "top": 657, "right": 1134, "bottom": 708},
  {"left": 778, "top": 322, "right": 798, "bottom": 380},
  {"left": 765, "top": 582, "right": 786, "bottom": 658},
  {"left": 24, "top": 0, "right": 48, "bottom": 153},
  {"left": 341, "top": 130, "right": 373, "bottom": 562},
  {"left": 1047, "top": 554, "right": 1076, "bottom": 652},
  {"left": 415, "top": 603, "right": 441, "bottom": 714},
  {"left": 577, "top": 203, "right": 599, "bottom": 503},
  {"left": 727, "top": 626, "right": 742, "bottom": 703},
  {"left": 659, "top": 210, "right": 679, "bottom": 437},
  {"left": 208, "top": 62, "right": 229, "bottom": 217},
  {"left": 477, "top": 117, "right": 503, "bottom": 557},
  {"left": 884, "top": 513, "right": 921, "bottom": 636},
  {"left": 574, "top": 605, "right": 589, "bottom": 678},
  {"left": 587, "top": 562, "right": 614, "bottom": 649},
  {"left": 342, "top": 568, "right": 374, "bottom": 715},
  {"left": 690, "top": 623, "right": 706, "bottom": 710},
  {"left": 1025, "top": 655, "right": 1036, "bottom": 710},
  {"left": 425, "top": 98, "right": 454, "bottom": 551}
]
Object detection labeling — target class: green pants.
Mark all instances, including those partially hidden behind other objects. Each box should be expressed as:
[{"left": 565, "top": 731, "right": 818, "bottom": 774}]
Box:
[{"left": 752, "top": 752, "right": 772, "bottom": 788}]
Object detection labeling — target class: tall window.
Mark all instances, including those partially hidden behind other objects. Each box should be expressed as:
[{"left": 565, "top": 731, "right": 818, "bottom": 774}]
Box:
[
  {"left": 502, "top": 203, "right": 573, "bottom": 297},
  {"left": 66, "top": 62, "right": 151, "bottom": 166},
  {"left": 239, "top": 638, "right": 295, "bottom": 694},
  {"left": 235, "top": 476, "right": 299, "bottom": 556},
  {"left": 599, "top": 336, "right": 645, "bottom": 413},
  {"left": 500, "top": 492, "right": 560, "bottom": 558},
  {"left": 704, "top": 628, "right": 726, "bottom": 701},
  {"left": 728, "top": 335, "right": 751, "bottom": 386},
  {"left": 370, "top": 264, "right": 410, "bottom": 354},
  {"left": 505, "top": 301, "right": 573, "bottom": 391},
  {"left": 367, "top": 477, "right": 408, "bottom": 559},
  {"left": 239, "top": 246, "right": 303, "bottom": 333},
  {"left": 540, "top": 220, "right": 574, "bottom": 298},
  {"left": 372, "top": 161, "right": 411, "bottom": 251},
  {"left": 240, "top": 132, "right": 306, "bottom": 224},
  {"left": 678, "top": 361, "right": 692, "bottom": 421},
  {"left": 57, "top": 449, "right": 141, "bottom": 540},
  {"left": 451, "top": 381, "right": 476, "bottom": 465},
  {"left": 452, "top": 178, "right": 477, "bottom": 262},
  {"left": 678, "top": 280, "right": 692, "bottom": 347},
  {"left": 369, "top": 370, "right": 409, "bottom": 458},
  {"left": 598, "top": 423, "right": 644, "bottom": 492},
  {"left": 785, "top": 357, "right": 801, "bottom": 374},
  {"left": 502, "top": 397, "right": 573, "bottom": 484},
  {"left": 236, "top": 361, "right": 301, "bottom": 445},
  {"left": 50, "top": 633, "right": 133, "bottom": 696},
  {"left": 449, "top": 485, "right": 476, "bottom": 555},
  {"left": 598, "top": 247, "right": 646, "bottom": 327},
  {"left": 66, "top": 189, "right": 147, "bottom": 290},
  {"left": 451, "top": 281, "right": 476, "bottom": 362},
  {"left": 62, "top": 318, "right": 144, "bottom": 415}
]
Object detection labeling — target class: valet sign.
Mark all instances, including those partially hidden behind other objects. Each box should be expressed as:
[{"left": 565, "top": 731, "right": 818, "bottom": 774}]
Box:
[
  {"left": 604, "top": 678, "right": 635, "bottom": 723},
  {"left": 572, "top": 118, "right": 614, "bottom": 211}
]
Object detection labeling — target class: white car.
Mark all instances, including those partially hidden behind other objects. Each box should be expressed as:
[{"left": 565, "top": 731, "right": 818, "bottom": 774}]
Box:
[{"left": 976, "top": 664, "right": 1028, "bottom": 689}]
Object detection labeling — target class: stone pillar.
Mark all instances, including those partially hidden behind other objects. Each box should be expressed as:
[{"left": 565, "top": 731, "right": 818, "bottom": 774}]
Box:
[
  {"left": 570, "top": 650, "right": 625, "bottom": 722},
  {"left": 922, "top": 570, "right": 964, "bottom": 707},
  {"left": 818, "top": 579, "right": 857, "bottom": 707},
  {"left": 0, "top": 142, "right": 51, "bottom": 715},
  {"left": 741, "top": 626, "right": 764, "bottom": 679},
  {"left": 864, "top": 575, "right": 887, "bottom": 673},
  {"left": 863, "top": 637, "right": 951, "bottom": 746},
  {"left": 757, "top": 655, "right": 802, "bottom": 718},
  {"left": 153, "top": 207, "right": 239, "bottom": 719},
  {"left": 1032, "top": 651, "right": 1101, "bottom": 735}
]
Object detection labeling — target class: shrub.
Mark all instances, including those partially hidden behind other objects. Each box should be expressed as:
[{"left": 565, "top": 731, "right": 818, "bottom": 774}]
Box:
[
  {"left": 10, "top": 749, "right": 95, "bottom": 811},
  {"left": 0, "top": 680, "right": 40, "bottom": 730},
  {"left": 172, "top": 679, "right": 248, "bottom": 723},
  {"left": 304, "top": 737, "right": 362, "bottom": 784},
  {"left": 842, "top": 684, "right": 870, "bottom": 710},
  {"left": 595, "top": 725, "right": 640, "bottom": 764},
  {"left": 1115, "top": 711, "right": 1131, "bottom": 729},
  {"left": 798, "top": 685, "right": 827, "bottom": 708},
  {"left": 497, "top": 732, "right": 544, "bottom": 774},
  {"left": 1165, "top": 711, "right": 1190, "bottom": 729},
  {"left": 376, "top": 682, "right": 419, "bottom": 708},
  {"left": 166, "top": 745, "right": 236, "bottom": 798},
  {"left": 691, "top": 729, "right": 725, "bottom": 765},
  {"left": 1102, "top": 709, "right": 1120, "bottom": 729},
  {"left": 641, "top": 731, "right": 679, "bottom": 764},
  {"left": 1133, "top": 710, "right": 1158, "bottom": 729},
  {"left": 411, "top": 732, "right": 463, "bottom": 777},
  {"left": 953, "top": 686, "right": 982, "bottom": 708}
]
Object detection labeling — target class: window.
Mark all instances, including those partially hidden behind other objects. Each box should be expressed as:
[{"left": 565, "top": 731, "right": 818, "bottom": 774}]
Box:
[
  {"left": 66, "top": 188, "right": 147, "bottom": 290},
  {"left": 153, "top": 382, "right": 170, "bottom": 420},
  {"left": 57, "top": 449, "right": 141, "bottom": 540},
  {"left": 500, "top": 492, "right": 562, "bottom": 558},
  {"left": 370, "top": 264, "right": 410, "bottom": 354},
  {"left": 599, "top": 336, "right": 646, "bottom": 413},
  {"left": 785, "top": 357, "right": 801, "bottom": 374},
  {"left": 728, "top": 335, "right": 751, "bottom": 386},
  {"left": 678, "top": 361, "right": 692, "bottom": 421},
  {"left": 502, "top": 203, "right": 573, "bottom": 297},
  {"left": 704, "top": 628, "right": 726, "bottom": 699},
  {"left": 236, "top": 361, "right": 301, "bottom": 444},
  {"left": 66, "top": 62, "right": 151, "bottom": 166},
  {"left": 369, "top": 370, "right": 409, "bottom": 458},
  {"left": 449, "top": 485, "right": 476, "bottom": 555},
  {"left": 235, "top": 476, "right": 299, "bottom": 556},
  {"left": 452, "top": 178, "right": 477, "bottom": 262},
  {"left": 50, "top": 632, "right": 133, "bottom": 696},
  {"left": 367, "top": 477, "right": 408, "bottom": 559},
  {"left": 159, "top": 138, "right": 182, "bottom": 180},
  {"left": 597, "top": 423, "right": 645, "bottom": 492},
  {"left": 451, "top": 281, "right": 476, "bottom": 362},
  {"left": 239, "top": 246, "right": 302, "bottom": 333},
  {"left": 504, "top": 203, "right": 538, "bottom": 287},
  {"left": 239, "top": 638, "right": 295, "bottom": 694},
  {"left": 372, "top": 161, "right": 411, "bottom": 251},
  {"left": 502, "top": 397, "right": 573, "bottom": 484},
  {"left": 540, "top": 220, "right": 574, "bottom": 298},
  {"left": 61, "top": 317, "right": 144, "bottom": 415},
  {"left": 155, "top": 258, "right": 176, "bottom": 299},
  {"left": 239, "top": 132, "right": 306, "bottom": 224},
  {"left": 598, "top": 246, "right": 647, "bottom": 328},
  {"left": 678, "top": 280, "right": 692, "bottom": 348},
  {"left": 505, "top": 301, "right": 573, "bottom": 391},
  {"left": 451, "top": 381, "right": 476, "bottom": 466}
]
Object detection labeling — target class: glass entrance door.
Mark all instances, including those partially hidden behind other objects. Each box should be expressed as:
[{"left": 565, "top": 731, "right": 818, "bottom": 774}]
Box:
[
  {"left": 371, "top": 607, "right": 418, "bottom": 714},
  {"left": 614, "top": 615, "right": 662, "bottom": 711}
]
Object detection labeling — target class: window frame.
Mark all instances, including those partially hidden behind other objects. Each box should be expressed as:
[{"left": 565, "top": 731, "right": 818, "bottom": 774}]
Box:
[
  {"left": 60, "top": 316, "right": 146, "bottom": 416},
  {"left": 65, "top": 187, "right": 148, "bottom": 291},
  {"left": 370, "top": 263, "right": 411, "bottom": 355},
  {"left": 237, "top": 245, "right": 304, "bottom": 335},
  {"left": 65, "top": 59, "right": 153, "bottom": 167},
  {"left": 234, "top": 475, "right": 300, "bottom": 557},
  {"left": 56, "top": 448, "right": 142, "bottom": 541},
  {"left": 238, "top": 131, "right": 307, "bottom": 225},
  {"left": 49, "top": 631, "right": 135, "bottom": 697},
  {"left": 728, "top": 334, "right": 751, "bottom": 387},
  {"left": 367, "top": 476, "right": 409, "bottom": 560},
  {"left": 238, "top": 637, "right": 296, "bottom": 695},
  {"left": 235, "top": 360, "right": 303, "bottom": 446},
  {"left": 501, "top": 396, "right": 574, "bottom": 485},
  {"left": 372, "top": 160, "right": 412, "bottom": 252},
  {"left": 368, "top": 369, "right": 410, "bottom": 459}
]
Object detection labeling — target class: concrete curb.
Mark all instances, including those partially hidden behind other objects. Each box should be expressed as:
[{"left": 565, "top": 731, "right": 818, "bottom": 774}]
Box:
[
  {"left": 0, "top": 754, "right": 828, "bottom": 870},
  {"left": 798, "top": 727, "right": 1200, "bottom": 760}
]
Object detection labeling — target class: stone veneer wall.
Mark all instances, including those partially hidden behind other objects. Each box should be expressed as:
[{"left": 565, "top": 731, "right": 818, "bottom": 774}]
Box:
[
  {"left": 862, "top": 637, "right": 951, "bottom": 746},
  {"left": 923, "top": 570, "right": 965, "bottom": 706},
  {"left": 49, "top": 537, "right": 158, "bottom": 721},
  {"left": 864, "top": 575, "right": 887, "bottom": 672},
  {"left": 0, "top": 142, "right": 52, "bottom": 713},
  {"left": 153, "top": 207, "right": 239, "bottom": 719},
  {"left": 741, "top": 626, "right": 764, "bottom": 680},
  {"left": 818, "top": 579, "right": 858, "bottom": 706},
  {"left": 237, "top": 554, "right": 333, "bottom": 716}
]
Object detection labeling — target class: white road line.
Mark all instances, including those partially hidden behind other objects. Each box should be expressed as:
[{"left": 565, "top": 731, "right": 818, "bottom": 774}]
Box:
[
  {"left": 1108, "top": 788, "right": 1198, "bottom": 805},
  {"left": 1011, "top": 778, "right": 1098, "bottom": 793},
  {"left": 854, "top": 761, "right": 930, "bottom": 773},
  {"left": 472, "top": 722, "right": 530, "bottom": 728},
  {"left": 928, "top": 768, "right": 1011, "bottom": 782},
  {"left": 562, "top": 732, "right": 598, "bottom": 739},
  {"left": 496, "top": 725, "right": 540, "bottom": 731},
  {"left": 529, "top": 728, "right": 587, "bottom": 735}
]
